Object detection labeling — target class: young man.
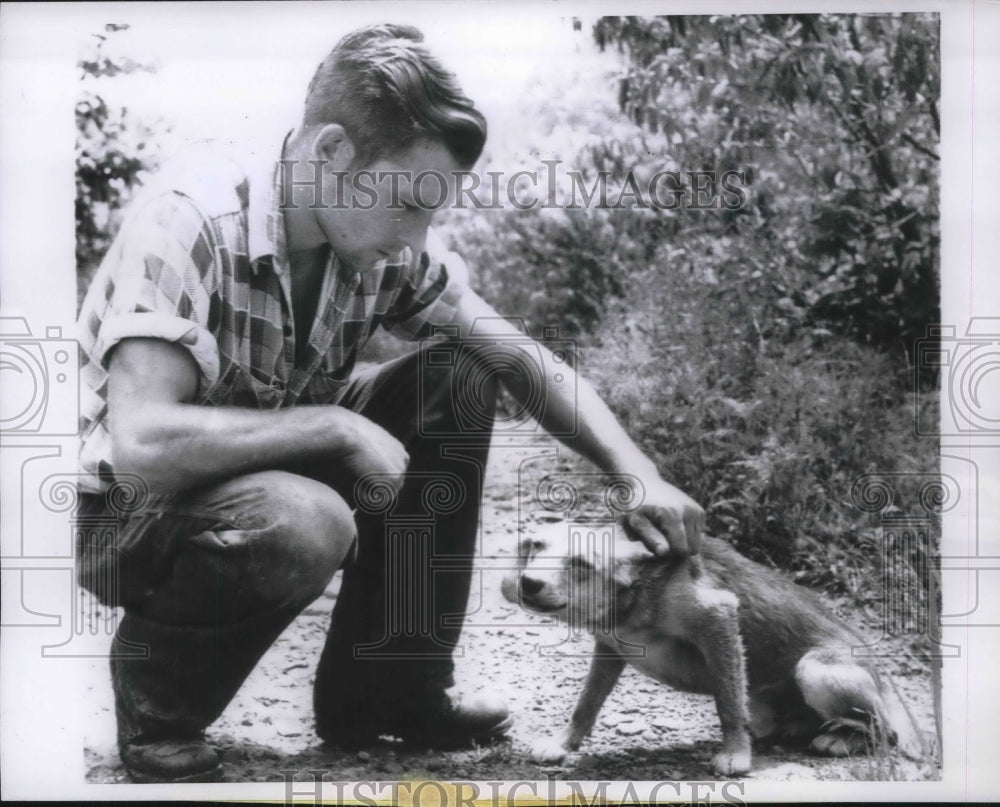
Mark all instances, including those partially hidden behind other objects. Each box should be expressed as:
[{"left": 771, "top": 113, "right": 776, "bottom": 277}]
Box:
[{"left": 76, "top": 24, "right": 705, "bottom": 783}]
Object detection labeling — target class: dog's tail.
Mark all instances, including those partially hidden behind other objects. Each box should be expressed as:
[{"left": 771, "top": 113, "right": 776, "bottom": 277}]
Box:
[{"left": 877, "top": 667, "right": 927, "bottom": 760}]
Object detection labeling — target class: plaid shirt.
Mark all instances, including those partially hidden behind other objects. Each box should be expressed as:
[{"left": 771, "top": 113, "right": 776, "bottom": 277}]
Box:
[{"left": 77, "top": 137, "right": 468, "bottom": 494}]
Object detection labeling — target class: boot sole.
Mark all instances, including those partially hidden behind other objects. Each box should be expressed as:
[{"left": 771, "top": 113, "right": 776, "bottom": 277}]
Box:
[
  {"left": 125, "top": 762, "right": 223, "bottom": 784},
  {"left": 401, "top": 714, "right": 514, "bottom": 750},
  {"left": 319, "top": 715, "right": 514, "bottom": 752}
]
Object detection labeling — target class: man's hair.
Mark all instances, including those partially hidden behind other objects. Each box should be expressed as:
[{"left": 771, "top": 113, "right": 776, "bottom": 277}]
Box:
[{"left": 304, "top": 24, "right": 487, "bottom": 168}]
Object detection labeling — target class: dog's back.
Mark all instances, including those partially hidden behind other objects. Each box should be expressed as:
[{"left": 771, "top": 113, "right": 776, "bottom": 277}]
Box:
[{"left": 677, "top": 538, "right": 860, "bottom": 683}]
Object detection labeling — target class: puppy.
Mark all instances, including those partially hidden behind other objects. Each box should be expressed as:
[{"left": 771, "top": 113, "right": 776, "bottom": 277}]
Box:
[{"left": 502, "top": 526, "right": 920, "bottom": 775}]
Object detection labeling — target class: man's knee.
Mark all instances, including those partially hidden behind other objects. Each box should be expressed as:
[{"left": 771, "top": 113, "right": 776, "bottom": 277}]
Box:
[{"left": 229, "top": 471, "right": 356, "bottom": 601}]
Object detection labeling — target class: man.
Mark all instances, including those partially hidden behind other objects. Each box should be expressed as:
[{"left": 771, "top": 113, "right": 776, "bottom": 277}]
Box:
[{"left": 76, "top": 24, "right": 705, "bottom": 783}]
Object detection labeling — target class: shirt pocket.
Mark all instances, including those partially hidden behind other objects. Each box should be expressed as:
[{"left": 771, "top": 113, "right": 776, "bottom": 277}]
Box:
[{"left": 203, "top": 362, "right": 286, "bottom": 409}]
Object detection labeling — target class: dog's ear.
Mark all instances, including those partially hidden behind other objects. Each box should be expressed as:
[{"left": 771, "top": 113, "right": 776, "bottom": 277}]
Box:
[
  {"left": 610, "top": 537, "right": 649, "bottom": 588},
  {"left": 517, "top": 535, "right": 549, "bottom": 563}
]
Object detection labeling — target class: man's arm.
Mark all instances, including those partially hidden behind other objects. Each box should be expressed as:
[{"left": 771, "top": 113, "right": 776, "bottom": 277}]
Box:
[
  {"left": 450, "top": 291, "right": 704, "bottom": 556},
  {"left": 107, "top": 338, "right": 409, "bottom": 495}
]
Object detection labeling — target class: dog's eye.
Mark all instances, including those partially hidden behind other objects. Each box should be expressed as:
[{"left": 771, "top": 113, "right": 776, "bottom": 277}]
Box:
[{"left": 568, "top": 556, "right": 592, "bottom": 575}]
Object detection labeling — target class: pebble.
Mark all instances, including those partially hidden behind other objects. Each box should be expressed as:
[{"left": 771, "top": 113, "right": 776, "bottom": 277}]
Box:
[
  {"left": 616, "top": 720, "right": 649, "bottom": 736},
  {"left": 381, "top": 760, "right": 405, "bottom": 775},
  {"left": 357, "top": 751, "right": 371, "bottom": 762},
  {"left": 751, "top": 762, "right": 819, "bottom": 781},
  {"left": 425, "top": 756, "right": 445, "bottom": 772}
]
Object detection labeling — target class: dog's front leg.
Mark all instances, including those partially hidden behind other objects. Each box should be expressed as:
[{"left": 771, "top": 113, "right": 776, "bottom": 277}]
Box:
[
  {"left": 530, "top": 646, "right": 626, "bottom": 763},
  {"left": 689, "top": 587, "right": 753, "bottom": 776}
]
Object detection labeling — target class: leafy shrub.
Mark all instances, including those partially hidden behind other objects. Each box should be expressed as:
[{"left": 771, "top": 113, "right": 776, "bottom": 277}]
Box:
[
  {"left": 594, "top": 13, "right": 940, "bottom": 362},
  {"left": 583, "top": 262, "right": 937, "bottom": 606},
  {"left": 76, "top": 24, "right": 171, "bottom": 306}
]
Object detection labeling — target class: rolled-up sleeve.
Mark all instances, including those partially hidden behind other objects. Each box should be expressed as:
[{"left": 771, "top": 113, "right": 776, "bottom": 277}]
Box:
[{"left": 89, "top": 193, "right": 221, "bottom": 394}]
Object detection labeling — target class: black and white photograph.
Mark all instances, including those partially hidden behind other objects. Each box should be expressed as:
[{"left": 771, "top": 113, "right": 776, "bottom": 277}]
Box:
[{"left": 1, "top": 1, "right": 998, "bottom": 802}]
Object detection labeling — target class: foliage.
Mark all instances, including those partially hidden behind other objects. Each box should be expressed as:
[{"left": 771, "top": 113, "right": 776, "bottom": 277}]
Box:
[
  {"left": 451, "top": 205, "right": 639, "bottom": 339},
  {"left": 76, "top": 24, "right": 170, "bottom": 302},
  {"left": 583, "top": 256, "right": 938, "bottom": 603},
  {"left": 593, "top": 13, "right": 940, "bottom": 362}
]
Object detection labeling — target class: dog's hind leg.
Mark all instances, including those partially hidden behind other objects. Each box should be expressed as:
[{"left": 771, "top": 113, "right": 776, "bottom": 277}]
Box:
[
  {"left": 795, "top": 647, "right": 895, "bottom": 757},
  {"left": 530, "top": 647, "right": 625, "bottom": 763}
]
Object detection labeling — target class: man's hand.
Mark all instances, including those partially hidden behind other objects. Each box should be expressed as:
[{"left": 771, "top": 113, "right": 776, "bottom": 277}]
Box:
[
  {"left": 622, "top": 478, "right": 705, "bottom": 557},
  {"left": 333, "top": 411, "right": 410, "bottom": 493}
]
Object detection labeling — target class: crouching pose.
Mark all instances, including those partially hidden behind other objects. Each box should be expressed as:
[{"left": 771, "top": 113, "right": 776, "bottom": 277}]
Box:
[{"left": 504, "top": 525, "right": 921, "bottom": 775}]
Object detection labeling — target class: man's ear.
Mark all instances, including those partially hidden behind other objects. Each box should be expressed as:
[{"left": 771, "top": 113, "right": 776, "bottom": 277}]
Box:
[{"left": 312, "top": 123, "right": 357, "bottom": 173}]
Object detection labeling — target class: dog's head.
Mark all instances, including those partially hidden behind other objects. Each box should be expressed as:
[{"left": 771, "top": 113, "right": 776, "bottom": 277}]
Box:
[{"left": 501, "top": 525, "right": 652, "bottom": 630}]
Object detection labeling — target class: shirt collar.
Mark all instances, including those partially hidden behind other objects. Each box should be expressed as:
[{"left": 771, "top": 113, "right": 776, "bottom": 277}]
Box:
[{"left": 247, "top": 130, "right": 293, "bottom": 274}]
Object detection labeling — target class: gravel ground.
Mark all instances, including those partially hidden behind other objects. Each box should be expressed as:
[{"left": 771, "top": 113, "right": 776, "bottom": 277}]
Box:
[{"left": 84, "top": 433, "right": 940, "bottom": 784}]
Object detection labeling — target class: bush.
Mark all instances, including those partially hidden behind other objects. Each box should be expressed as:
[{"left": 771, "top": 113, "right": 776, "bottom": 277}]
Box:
[
  {"left": 76, "top": 24, "right": 171, "bottom": 307},
  {"left": 594, "top": 13, "right": 940, "bottom": 361}
]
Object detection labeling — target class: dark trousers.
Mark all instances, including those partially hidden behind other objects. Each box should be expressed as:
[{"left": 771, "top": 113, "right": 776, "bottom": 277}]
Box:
[{"left": 77, "top": 346, "right": 497, "bottom": 748}]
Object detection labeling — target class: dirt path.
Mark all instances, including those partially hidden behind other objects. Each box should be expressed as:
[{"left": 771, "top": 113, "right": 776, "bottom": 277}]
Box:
[{"left": 84, "top": 433, "right": 939, "bottom": 784}]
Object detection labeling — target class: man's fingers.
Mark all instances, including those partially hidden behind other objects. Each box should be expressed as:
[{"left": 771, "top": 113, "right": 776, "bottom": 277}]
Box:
[
  {"left": 683, "top": 507, "right": 704, "bottom": 555},
  {"left": 648, "top": 508, "right": 689, "bottom": 556},
  {"left": 623, "top": 512, "right": 672, "bottom": 556}
]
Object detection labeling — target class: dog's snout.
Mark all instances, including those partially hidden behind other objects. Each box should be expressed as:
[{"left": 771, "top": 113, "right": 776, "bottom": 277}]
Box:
[{"left": 520, "top": 574, "right": 545, "bottom": 596}]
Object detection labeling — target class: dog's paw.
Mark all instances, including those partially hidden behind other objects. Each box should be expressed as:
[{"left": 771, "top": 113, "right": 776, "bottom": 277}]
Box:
[
  {"left": 810, "top": 727, "right": 868, "bottom": 757},
  {"left": 529, "top": 735, "right": 571, "bottom": 764},
  {"left": 712, "top": 748, "right": 752, "bottom": 776}
]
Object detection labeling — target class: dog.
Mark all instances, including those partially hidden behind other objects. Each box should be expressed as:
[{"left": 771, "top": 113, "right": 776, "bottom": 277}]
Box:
[{"left": 502, "top": 525, "right": 920, "bottom": 775}]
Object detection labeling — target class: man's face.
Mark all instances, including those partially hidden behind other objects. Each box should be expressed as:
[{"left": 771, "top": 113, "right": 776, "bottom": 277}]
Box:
[{"left": 315, "top": 138, "right": 463, "bottom": 270}]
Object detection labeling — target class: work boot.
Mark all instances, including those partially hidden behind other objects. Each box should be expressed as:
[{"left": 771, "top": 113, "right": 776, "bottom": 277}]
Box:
[
  {"left": 318, "top": 689, "right": 511, "bottom": 750},
  {"left": 396, "top": 690, "right": 513, "bottom": 750},
  {"left": 120, "top": 736, "right": 223, "bottom": 783}
]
